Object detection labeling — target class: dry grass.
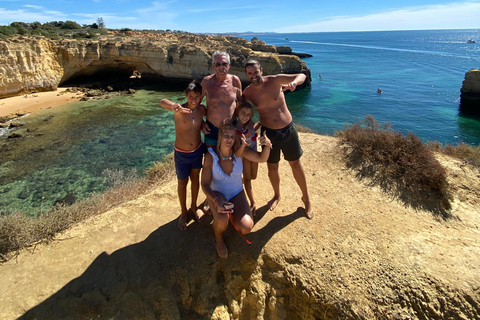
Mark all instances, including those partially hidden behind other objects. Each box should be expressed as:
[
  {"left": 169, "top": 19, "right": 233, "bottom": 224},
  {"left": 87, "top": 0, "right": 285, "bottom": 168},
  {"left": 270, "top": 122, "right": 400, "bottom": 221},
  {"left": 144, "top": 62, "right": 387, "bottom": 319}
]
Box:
[
  {"left": 0, "top": 153, "right": 175, "bottom": 262},
  {"left": 428, "top": 141, "right": 480, "bottom": 168},
  {"left": 339, "top": 115, "right": 453, "bottom": 216}
]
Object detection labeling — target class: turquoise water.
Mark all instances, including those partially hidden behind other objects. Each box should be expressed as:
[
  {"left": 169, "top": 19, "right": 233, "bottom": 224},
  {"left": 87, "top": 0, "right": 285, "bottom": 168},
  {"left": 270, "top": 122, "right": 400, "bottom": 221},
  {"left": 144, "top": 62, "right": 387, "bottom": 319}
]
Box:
[
  {"left": 0, "top": 87, "right": 183, "bottom": 215},
  {"left": 244, "top": 29, "right": 480, "bottom": 144},
  {"left": 1, "top": 29, "right": 480, "bottom": 215}
]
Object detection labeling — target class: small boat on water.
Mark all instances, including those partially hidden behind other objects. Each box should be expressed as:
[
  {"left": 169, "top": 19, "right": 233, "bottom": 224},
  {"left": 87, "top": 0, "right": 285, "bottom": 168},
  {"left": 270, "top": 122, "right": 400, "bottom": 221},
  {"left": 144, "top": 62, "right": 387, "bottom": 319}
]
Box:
[{"left": 467, "top": 39, "right": 476, "bottom": 44}]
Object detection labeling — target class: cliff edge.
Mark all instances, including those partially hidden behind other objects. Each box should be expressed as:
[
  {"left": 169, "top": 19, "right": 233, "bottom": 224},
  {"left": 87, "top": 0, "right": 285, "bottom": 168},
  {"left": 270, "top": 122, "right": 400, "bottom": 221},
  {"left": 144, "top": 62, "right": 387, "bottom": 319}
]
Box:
[
  {"left": 0, "top": 34, "right": 311, "bottom": 99},
  {"left": 1, "top": 134, "right": 479, "bottom": 319}
]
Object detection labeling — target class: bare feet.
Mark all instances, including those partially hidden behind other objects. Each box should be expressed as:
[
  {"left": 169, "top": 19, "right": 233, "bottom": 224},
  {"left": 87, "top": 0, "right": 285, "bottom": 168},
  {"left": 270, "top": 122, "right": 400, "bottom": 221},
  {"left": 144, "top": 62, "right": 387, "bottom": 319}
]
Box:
[
  {"left": 250, "top": 204, "right": 256, "bottom": 217},
  {"left": 302, "top": 196, "right": 314, "bottom": 219},
  {"left": 267, "top": 196, "right": 280, "bottom": 211},
  {"left": 192, "top": 208, "right": 205, "bottom": 222},
  {"left": 177, "top": 213, "right": 188, "bottom": 231},
  {"left": 215, "top": 237, "right": 228, "bottom": 259},
  {"left": 203, "top": 204, "right": 212, "bottom": 216}
]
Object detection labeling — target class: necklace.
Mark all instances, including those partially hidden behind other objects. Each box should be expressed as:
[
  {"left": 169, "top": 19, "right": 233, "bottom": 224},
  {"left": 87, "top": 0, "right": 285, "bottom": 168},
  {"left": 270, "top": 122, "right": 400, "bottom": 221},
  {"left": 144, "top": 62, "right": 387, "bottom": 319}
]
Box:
[
  {"left": 220, "top": 150, "right": 233, "bottom": 161},
  {"left": 190, "top": 105, "right": 199, "bottom": 124}
]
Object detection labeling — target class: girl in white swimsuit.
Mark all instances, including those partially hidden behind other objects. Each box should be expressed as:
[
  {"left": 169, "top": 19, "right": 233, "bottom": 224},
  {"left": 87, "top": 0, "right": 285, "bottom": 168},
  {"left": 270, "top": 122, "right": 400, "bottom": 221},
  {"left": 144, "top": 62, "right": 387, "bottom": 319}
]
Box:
[{"left": 201, "top": 123, "right": 272, "bottom": 259}]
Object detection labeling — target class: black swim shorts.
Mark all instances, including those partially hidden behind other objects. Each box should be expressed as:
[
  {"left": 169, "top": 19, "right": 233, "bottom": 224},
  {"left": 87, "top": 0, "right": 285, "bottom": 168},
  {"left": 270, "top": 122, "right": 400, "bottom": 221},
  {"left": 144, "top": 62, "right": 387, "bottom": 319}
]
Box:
[{"left": 262, "top": 122, "right": 303, "bottom": 163}]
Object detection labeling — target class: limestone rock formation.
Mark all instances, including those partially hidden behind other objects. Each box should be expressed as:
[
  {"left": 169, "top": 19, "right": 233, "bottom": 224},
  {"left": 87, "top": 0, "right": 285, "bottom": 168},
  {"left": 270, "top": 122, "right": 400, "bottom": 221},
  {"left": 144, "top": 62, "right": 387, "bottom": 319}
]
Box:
[
  {"left": 0, "top": 34, "right": 311, "bottom": 99},
  {"left": 460, "top": 69, "right": 480, "bottom": 112}
]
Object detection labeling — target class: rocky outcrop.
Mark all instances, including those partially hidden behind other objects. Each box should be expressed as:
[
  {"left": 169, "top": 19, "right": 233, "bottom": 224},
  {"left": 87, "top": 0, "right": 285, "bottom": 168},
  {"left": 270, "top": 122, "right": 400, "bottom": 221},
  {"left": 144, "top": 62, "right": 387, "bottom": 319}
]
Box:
[
  {"left": 460, "top": 69, "right": 480, "bottom": 112},
  {"left": 0, "top": 34, "right": 311, "bottom": 99}
]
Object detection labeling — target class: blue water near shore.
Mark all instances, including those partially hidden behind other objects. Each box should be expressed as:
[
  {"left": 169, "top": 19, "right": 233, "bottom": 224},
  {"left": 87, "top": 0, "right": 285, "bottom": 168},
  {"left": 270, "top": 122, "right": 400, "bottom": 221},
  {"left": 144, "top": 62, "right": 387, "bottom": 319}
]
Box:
[{"left": 1, "top": 29, "right": 479, "bottom": 215}]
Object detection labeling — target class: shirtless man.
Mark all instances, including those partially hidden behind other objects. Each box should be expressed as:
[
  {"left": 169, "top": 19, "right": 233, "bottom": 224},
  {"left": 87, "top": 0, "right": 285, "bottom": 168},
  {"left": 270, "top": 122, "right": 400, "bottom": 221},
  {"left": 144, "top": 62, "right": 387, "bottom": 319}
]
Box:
[
  {"left": 243, "top": 60, "right": 313, "bottom": 219},
  {"left": 201, "top": 51, "right": 242, "bottom": 147}
]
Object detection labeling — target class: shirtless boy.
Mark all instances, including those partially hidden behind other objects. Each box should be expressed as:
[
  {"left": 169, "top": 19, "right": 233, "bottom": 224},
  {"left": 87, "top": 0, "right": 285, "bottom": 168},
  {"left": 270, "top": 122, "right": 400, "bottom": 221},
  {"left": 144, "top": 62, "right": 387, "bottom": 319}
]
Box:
[
  {"left": 159, "top": 81, "right": 206, "bottom": 230},
  {"left": 201, "top": 51, "right": 242, "bottom": 147},
  {"left": 243, "top": 60, "right": 313, "bottom": 219}
]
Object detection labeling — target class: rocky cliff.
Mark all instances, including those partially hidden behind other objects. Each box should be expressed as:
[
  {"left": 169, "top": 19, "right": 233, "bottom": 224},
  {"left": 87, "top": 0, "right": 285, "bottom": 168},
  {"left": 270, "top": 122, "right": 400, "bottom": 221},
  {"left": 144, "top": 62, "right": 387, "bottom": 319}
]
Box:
[
  {"left": 460, "top": 69, "right": 480, "bottom": 111},
  {"left": 0, "top": 34, "right": 311, "bottom": 98}
]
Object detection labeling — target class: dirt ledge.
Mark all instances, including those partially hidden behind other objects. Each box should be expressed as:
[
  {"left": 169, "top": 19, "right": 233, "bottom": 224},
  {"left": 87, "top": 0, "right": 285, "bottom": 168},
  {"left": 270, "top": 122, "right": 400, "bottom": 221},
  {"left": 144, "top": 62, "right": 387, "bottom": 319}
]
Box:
[{"left": 0, "top": 133, "right": 479, "bottom": 319}]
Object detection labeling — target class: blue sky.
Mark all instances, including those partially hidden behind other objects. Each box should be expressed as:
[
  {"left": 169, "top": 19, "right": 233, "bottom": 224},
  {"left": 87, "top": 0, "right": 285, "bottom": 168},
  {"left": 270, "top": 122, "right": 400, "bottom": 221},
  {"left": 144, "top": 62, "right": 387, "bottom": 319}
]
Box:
[{"left": 1, "top": 0, "right": 479, "bottom": 33}]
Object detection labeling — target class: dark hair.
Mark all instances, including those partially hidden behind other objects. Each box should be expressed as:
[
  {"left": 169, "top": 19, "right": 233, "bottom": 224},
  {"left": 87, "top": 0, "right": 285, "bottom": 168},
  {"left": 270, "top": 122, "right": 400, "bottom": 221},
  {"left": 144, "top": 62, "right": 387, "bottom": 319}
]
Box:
[
  {"left": 184, "top": 81, "right": 202, "bottom": 94},
  {"left": 245, "top": 59, "right": 261, "bottom": 70},
  {"left": 237, "top": 101, "right": 254, "bottom": 116}
]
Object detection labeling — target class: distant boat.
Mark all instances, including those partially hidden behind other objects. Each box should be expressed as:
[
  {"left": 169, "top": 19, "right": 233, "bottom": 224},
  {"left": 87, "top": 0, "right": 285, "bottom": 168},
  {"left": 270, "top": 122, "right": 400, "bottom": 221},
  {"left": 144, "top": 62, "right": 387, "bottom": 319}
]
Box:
[{"left": 467, "top": 39, "right": 476, "bottom": 44}]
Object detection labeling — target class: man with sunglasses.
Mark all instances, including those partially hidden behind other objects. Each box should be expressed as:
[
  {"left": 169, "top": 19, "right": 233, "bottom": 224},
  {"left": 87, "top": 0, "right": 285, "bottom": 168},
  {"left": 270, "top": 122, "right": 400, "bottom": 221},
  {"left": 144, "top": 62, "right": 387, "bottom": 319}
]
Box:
[{"left": 201, "top": 51, "right": 242, "bottom": 148}]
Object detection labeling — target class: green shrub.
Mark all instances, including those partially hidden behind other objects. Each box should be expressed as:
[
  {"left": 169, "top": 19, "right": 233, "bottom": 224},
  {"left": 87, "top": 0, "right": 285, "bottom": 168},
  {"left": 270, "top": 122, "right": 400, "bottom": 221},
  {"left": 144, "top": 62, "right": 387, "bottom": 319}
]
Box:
[{"left": 340, "top": 115, "right": 452, "bottom": 214}]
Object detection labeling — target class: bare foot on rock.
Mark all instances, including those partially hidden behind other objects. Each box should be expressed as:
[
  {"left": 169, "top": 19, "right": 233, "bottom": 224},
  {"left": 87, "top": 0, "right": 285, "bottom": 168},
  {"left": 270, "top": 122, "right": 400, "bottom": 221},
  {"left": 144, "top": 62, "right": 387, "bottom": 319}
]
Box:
[
  {"left": 268, "top": 195, "right": 280, "bottom": 211},
  {"left": 302, "top": 196, "right": 314, "bottom": 219},
  {"left": 177, "top": 213, "right": 188, "bottom": 231},
  {"left": 215, "top": 237, "right": 228, "bottom": 259},
  {"left": 192, "top": 207, "right": 205, "bottom": 222}
]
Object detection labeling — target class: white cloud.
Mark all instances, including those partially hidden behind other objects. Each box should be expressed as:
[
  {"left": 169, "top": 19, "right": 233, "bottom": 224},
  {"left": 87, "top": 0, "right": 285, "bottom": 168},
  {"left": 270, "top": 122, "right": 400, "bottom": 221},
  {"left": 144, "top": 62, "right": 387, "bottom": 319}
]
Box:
[
  {"left": 274, "top": 2, "right": 480, "bottom": 32},
  {"left": 24, "top": 5, "right": 43, "bottom": 10}
]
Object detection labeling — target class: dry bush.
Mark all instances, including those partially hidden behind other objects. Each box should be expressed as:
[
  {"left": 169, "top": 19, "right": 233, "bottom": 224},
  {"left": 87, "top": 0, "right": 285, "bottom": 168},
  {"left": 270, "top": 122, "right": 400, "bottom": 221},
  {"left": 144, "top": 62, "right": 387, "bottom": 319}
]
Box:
[
  {"left": 340, "top": 115, "right": 452, "bottom": 215},
  {"left": 428, "top": 141, "right": 480, "bottom": 168},
  {"left": 295, "top": 124, "right": 315, "bottom": 133},
  {"left": 0, "top": 157, "right": 175, "bottom": 262}
]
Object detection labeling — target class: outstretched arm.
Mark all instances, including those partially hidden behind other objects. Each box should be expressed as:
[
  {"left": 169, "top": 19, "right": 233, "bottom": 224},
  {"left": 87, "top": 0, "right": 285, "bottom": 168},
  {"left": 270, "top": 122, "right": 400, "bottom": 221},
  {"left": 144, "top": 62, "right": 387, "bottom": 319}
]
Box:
[
  {"left": 159, "top": 99, "right": 191, "bottom": 113},
  {"left": 278, "top": 73, "right": 307, "bottom": 92}
]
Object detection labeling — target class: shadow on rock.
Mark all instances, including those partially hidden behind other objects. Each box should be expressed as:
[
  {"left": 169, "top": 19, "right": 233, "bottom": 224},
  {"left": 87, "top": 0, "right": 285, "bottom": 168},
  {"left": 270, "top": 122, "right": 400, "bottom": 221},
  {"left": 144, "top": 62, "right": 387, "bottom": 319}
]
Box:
[{"left": 20, "top": 206, "right": 304, "bottom": 319}]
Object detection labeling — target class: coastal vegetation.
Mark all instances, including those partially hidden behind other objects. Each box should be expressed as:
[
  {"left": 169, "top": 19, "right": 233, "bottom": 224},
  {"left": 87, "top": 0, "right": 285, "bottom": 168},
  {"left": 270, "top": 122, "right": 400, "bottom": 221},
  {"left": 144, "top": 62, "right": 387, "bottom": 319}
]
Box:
[
  {"left": 0, "top": 19, "right": 189, "bottom": 40},
  {"left": 339, "top": 115, "right": 453, "bottom": 214}
]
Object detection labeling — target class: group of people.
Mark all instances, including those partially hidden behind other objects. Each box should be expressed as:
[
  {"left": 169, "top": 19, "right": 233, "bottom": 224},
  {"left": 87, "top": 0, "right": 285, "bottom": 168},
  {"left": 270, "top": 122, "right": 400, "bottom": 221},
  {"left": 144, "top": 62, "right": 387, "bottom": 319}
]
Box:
[{"left": 160, "top": 51, "right": 313, "bottom": 259}]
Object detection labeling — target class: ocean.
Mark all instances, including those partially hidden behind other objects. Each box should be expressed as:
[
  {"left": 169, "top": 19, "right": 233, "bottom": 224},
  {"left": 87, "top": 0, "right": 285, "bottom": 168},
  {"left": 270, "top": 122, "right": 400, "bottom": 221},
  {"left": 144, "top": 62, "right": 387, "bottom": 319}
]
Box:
[{"left": 1, "top": 29, "right": 479, "bottom": 215}]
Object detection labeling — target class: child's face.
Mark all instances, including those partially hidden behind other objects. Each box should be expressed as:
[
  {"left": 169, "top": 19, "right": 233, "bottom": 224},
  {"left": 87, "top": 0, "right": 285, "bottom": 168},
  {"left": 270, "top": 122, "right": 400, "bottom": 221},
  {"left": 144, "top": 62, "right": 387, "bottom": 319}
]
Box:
[
  {"left": 185, "top": 91, "right": 201, "bottom": 108},
  {"left": 238, "top": 108, "right": 253, "bottom": 125}
]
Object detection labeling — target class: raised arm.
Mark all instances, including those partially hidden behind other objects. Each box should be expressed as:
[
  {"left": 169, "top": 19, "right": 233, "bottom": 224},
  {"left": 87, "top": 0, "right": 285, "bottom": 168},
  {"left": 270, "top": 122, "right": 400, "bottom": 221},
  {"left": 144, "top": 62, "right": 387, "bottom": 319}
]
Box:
[
  {"left": 277, "top": 73, "right": 307, "bottom": 92},
  {"left": 159, "top": 99, "right": 190, "bottom": 113},
  {"left": 242, "top": 131, "right": 272, "bottom": 163}
]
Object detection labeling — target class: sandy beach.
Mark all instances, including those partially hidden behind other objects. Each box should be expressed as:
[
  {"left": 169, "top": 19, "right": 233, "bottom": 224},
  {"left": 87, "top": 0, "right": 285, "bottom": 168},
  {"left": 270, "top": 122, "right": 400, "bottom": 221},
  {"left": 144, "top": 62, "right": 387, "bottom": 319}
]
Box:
[{"left": 0, "top": 88, "right": 80, "bottom": 118}]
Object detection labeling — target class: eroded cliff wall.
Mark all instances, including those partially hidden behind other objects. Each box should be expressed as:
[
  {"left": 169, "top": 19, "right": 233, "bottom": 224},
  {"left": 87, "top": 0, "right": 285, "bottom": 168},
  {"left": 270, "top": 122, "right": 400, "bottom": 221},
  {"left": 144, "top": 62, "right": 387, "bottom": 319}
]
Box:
[
  {"left": 460, "top": 68, "right": 480, "bottom": 110},
  {"left": 0, "top": 34, "right": 311, "bottom": 98}
]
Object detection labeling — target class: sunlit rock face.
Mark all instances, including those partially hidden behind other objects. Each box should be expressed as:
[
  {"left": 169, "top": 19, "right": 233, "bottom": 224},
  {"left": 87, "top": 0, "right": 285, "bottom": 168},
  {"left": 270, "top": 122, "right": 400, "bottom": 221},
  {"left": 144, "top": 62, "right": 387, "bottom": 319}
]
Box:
[
  {"left": 460, "top": 69, "right": 480, "bottom": 112},
  {"left": 0, "top": 33, "right": 311, "bottom": 98}
]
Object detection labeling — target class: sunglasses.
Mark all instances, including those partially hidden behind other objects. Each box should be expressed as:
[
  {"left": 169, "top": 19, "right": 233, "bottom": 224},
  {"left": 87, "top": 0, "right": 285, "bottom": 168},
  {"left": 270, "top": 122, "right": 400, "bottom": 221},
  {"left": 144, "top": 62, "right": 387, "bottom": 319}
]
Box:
[{"left": 214, "top": 62, "right": 229, "bottom": 67}]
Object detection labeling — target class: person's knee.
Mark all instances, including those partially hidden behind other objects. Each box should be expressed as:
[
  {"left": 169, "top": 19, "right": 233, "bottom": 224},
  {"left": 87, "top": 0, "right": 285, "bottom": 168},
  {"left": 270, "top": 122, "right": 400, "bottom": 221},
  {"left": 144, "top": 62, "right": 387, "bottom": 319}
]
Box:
[
  {"left": 214, "top": 214, "right": 229, "bottom": 230},
  {"left": 239, "top": 216, "right": 254, "bottom": 234},
  {"left": 178, "top": 178, "right": 189, "bottom": 187},
  {"left": 288, "top": 159, "right": 303, "bottom": 170}
]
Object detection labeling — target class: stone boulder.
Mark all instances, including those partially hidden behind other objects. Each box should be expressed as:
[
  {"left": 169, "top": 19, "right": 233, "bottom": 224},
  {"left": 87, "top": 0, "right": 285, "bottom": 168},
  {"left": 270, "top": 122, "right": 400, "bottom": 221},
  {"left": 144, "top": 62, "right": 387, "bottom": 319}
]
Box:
[{"left": 460, "top": 69, "right": 480, "bottom": 112}]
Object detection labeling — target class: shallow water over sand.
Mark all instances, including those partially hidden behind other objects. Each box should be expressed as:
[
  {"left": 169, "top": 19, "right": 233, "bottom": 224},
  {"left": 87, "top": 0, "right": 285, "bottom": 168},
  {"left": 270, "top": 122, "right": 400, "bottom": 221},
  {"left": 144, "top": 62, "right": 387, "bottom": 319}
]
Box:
[{"left": 0, "top": 86, "right": 183, "bottom": 215}]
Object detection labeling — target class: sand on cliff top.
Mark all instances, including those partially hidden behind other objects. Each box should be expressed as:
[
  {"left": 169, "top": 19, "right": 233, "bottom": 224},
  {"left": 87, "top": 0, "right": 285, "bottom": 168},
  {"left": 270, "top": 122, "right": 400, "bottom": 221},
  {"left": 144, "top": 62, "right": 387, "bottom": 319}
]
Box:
[
  {"left": 0, "top": 133, "right": 479, "bottom": 319},
  {"left": 0, "top": 88, "right": 79, "bottom": 118}
]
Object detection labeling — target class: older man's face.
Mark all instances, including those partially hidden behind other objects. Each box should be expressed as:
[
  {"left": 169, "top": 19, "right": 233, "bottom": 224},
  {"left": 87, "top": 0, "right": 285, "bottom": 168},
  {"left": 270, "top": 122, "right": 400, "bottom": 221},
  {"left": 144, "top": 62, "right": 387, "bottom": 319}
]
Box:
[{"left": 213, "top": 55, "right": 230, "bottom": 76}]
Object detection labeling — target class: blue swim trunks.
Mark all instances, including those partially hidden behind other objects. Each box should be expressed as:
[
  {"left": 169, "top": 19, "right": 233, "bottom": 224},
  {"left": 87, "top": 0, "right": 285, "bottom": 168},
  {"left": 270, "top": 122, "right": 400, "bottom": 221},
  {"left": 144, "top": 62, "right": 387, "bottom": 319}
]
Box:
[
  {"left": 174, "top": 143, "right": 206, "bottom": 181},
  {"left": 204, "top": 119, "right": 220, "bottom": 146}
]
